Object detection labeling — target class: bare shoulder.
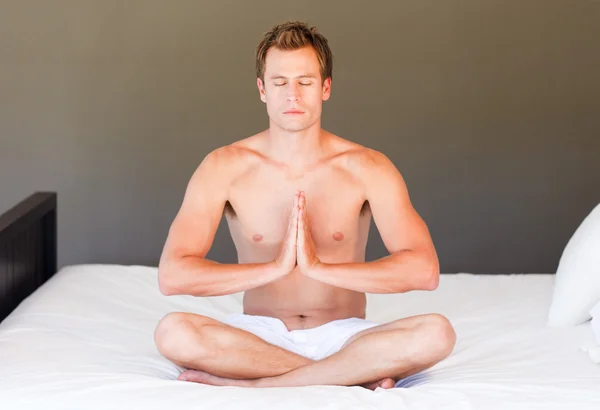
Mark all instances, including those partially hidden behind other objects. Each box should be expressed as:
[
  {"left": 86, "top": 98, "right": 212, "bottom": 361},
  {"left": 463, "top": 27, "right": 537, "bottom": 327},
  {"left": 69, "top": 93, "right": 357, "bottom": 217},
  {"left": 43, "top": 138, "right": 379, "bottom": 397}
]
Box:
[
  {"left": 201, "top": 141, "right": 258, "bottom": 169},
  {"left": 349, "top": 146, "right": 395, "bottom": 174},
  {"left": 191, "top": 138, "right": 262, "bottom": 187},
  {"left": 328, "top": 136, "right": 400, "bottom": 186}
]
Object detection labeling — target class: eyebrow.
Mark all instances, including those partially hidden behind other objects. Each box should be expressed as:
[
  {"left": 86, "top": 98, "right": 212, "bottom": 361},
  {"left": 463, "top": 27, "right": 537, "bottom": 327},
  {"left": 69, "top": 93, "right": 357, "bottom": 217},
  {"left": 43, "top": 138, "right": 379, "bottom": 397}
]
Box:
[{"left": 270, "top": 75, "right": 317, "bottom": 80}]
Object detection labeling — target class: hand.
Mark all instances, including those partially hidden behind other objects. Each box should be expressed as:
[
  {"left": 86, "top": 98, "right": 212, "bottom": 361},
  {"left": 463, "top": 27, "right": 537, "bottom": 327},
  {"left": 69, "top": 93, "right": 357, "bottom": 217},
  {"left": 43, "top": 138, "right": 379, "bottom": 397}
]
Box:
[
  {"left": 273, "top": 192, "right": 299, "bottom": 275},
  {"left": 297, "top": 191, "right": 321, "bottom": 274}
]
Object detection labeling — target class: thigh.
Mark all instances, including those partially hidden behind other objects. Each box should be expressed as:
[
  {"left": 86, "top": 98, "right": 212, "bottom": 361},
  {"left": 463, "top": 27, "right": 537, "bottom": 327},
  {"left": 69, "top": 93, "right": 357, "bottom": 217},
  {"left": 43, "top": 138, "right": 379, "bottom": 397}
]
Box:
[
  {"left": 156, "top": 312, "right": 301, "bottom": 358},
  {"left": 339, "top": 313, "right": 439, "bottom": 350},
  {"left": 159, "top": 311, "right": 284, "bottom": 332},
  {"left": 154, "top": 312, "right": 230, "bottom": 362},
  {"left": 156, "top": 311, "right": 224, "bottom": 335},
  {"left": 164, "top": 312, "right": 292, "bottom": 343}
]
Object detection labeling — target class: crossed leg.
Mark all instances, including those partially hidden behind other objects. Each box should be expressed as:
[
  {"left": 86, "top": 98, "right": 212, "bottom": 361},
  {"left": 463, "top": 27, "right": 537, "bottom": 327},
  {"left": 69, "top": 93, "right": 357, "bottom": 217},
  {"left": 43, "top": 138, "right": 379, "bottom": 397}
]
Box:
[
  {"left": 154, "top": 312, "right": 456, "bottom": 389},
  {"left": 154, "top": 312, "right": 311, "bottom": 379},
  {"left": 154, "top": 312, "right": 393, "bottom": 389}
]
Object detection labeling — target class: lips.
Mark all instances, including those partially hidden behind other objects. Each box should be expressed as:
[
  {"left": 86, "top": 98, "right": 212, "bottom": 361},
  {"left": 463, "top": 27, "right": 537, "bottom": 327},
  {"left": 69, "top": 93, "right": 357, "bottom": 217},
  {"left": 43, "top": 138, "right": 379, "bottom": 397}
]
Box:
[{"left": 284, "top": 109, "right": 304, "bottom": 114}]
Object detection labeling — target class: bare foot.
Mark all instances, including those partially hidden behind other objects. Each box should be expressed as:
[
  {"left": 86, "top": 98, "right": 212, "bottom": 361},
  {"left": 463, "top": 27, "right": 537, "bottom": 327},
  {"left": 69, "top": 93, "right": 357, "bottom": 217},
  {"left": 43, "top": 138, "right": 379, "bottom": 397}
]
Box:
[
  {"left": 178, "top": 370, "right": 395, "bottom": 390},
  {"left": 363, "top": 377, "right": 396, "bottom": 390},
  {"left": 178, "top": 370, "right": 253, "bottom": 387}
]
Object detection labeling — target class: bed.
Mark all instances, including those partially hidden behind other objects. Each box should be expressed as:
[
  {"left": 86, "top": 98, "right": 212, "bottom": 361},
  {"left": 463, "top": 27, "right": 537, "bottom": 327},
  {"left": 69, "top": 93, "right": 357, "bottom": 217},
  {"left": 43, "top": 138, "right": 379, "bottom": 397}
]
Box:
[{"left": 0, "top": 192, "right": 599, "bottom": 410}]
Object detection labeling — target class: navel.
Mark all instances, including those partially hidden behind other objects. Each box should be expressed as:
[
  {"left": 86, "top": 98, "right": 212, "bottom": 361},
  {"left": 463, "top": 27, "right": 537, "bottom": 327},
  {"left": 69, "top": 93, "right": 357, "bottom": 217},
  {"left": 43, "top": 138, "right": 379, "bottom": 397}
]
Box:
[
  {"left": 332, "top": 232, "right": 344, "bottom": 241},
  {"left": 252, "top": 234, "right": 263, "bottom": 242}
]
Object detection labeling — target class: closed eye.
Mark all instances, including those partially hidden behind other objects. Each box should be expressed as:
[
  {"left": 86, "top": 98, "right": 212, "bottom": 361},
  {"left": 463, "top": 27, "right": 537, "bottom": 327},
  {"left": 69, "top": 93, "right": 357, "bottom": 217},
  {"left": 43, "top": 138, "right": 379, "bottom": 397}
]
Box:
[{"left": 273, "top": 82, "right": 312, "bottom": 87}]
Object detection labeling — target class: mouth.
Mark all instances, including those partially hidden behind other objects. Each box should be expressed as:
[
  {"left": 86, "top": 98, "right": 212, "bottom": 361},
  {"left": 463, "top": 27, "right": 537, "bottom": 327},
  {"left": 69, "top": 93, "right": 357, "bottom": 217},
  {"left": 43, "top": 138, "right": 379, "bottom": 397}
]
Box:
[{"left": 284, "top": 110, "right": 304, "bottom": 114}]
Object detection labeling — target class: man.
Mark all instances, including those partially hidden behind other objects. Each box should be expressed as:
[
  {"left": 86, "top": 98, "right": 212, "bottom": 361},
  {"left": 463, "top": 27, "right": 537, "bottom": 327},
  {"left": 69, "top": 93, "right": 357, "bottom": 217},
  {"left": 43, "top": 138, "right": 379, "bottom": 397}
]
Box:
[{"left": 154, "top": 21, "right": 456, "bottom": 390}]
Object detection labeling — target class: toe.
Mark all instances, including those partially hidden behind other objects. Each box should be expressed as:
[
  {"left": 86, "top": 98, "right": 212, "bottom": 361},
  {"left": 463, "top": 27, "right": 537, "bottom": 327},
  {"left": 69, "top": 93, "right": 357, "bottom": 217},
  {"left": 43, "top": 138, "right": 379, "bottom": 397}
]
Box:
[
  {"left": 362, "top": 381, "right": 378, "bottom": 390},
  {"left": 178, "top": 370, "right": 208, "bottom": 383},
  {"left": 363, "top": 378, "right": 396, "bottom": 390},
  {"left": 380, "top": 378, "right": 395, "bottom": 389}
]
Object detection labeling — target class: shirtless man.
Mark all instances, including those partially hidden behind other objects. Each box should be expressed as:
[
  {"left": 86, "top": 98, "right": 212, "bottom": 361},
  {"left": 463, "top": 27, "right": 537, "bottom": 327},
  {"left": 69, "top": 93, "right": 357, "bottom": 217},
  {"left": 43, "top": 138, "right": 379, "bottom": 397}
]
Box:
[{"left": 154, "top": 21, "right": 456, "bottom": 390}]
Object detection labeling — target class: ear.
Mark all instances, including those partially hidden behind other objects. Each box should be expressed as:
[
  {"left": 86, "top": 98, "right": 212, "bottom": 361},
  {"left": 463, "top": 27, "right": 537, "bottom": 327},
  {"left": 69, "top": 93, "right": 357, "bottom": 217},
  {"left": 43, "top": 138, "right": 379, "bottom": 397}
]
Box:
[
  {"left": 257, "top": 78, "right": 267, "bottom": 103},
  {"left": 321, "top": 77, "right": 332, "bottom": 101}
]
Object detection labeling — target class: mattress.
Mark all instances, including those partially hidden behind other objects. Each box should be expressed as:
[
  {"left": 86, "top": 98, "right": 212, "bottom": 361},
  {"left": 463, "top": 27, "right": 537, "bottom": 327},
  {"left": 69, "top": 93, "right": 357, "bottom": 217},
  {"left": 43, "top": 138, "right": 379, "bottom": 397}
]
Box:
[{"left": 0, "top": 264, "right": 599, "bottom": 410}]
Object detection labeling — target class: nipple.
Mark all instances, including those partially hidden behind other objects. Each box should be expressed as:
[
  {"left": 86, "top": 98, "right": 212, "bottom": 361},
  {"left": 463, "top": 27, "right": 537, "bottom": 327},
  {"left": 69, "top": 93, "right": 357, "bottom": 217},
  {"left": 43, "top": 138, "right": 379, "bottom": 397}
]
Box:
[
  {"left": 332, "top": 232, "right": 344, "bottom": 241},
  {"left": 252, "top": 234, "right": 263, "bottom": 242}
]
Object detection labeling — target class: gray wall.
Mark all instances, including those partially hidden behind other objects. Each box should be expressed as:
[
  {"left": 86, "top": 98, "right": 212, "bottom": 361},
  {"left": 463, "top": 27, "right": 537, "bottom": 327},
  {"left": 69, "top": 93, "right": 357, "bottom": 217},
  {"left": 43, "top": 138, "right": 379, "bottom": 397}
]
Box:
[{"left": 1, "top": 1, "right": 599, "bottom": 274}]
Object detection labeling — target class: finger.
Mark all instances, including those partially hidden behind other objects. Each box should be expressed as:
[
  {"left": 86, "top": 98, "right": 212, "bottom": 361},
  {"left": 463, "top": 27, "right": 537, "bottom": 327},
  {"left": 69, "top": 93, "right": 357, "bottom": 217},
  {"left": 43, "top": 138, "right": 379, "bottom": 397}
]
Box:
[
  {"left": 297, "top": 204, "right": 303, "bottom": 230},
  {"left": 294, "top": 200, "right": 299, "bottom": 232},
  {"left": 302, "top": 204, "right": 309, "bottom": 233},
  {"left": 295, "top": 193, "right": 301, "bottom": 222},
  {"left": 293, "top": 200, "right": 300, "bottom": 233},
  {"left": 288, "top": 195, "right": 299, "bottom": 235},
  {"left": 299, "top": 193, "right": 305, "bottom": 216},
  {"left": 294, "top": 191, "right": 301, "bottom": 214},
  {"left": 297, "top": 205, "right": 304, "bottom": 242},
  {"left": 296, "top": 192, "right": 304, "bottom": 242}
]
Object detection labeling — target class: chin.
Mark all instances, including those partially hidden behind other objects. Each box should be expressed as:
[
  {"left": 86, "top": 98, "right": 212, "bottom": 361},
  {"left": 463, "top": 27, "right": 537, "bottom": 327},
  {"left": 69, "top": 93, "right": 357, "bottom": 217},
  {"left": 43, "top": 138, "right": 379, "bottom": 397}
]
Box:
[
  {"left": 274, "top": 120, "right": 311, "bottom": 133},
  {"left": 286, "top": 124, "right": 310, "bottom": 132}
]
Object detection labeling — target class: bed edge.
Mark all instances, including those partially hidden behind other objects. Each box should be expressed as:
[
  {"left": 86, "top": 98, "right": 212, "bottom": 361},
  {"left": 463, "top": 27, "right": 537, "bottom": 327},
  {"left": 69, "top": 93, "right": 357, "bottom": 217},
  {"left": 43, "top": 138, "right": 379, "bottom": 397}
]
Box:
[{"left": 0, "top": 192, "right": 57, "bottom": 323}]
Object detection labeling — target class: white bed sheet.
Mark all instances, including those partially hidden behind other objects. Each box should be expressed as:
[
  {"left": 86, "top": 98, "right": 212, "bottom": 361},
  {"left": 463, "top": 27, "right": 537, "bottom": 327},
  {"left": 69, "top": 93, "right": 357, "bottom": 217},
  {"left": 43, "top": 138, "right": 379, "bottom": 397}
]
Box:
[{"left": 0, "top": 264, "right": 599, "bottom": 410}]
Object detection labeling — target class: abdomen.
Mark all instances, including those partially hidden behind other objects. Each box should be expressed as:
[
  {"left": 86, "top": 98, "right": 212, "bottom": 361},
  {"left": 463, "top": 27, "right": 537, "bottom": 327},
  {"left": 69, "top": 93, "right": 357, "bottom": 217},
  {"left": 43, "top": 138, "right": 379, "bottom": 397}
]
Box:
[{"left": 242, "top": 267, "right": 367, "bottom": 330}]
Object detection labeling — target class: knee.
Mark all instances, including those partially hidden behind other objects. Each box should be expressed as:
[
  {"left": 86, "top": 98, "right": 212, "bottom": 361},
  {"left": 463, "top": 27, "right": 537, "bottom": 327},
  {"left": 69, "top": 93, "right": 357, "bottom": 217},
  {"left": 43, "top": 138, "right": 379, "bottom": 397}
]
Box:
[
  {"left": 154, "top": 312, "right": 188, "bottom": 358},
  {"left": 422, "top": 314, "right": 456, "bottom": 359},
  {"left": 154, "top": 312, "right": 214, "bottom": 363}
]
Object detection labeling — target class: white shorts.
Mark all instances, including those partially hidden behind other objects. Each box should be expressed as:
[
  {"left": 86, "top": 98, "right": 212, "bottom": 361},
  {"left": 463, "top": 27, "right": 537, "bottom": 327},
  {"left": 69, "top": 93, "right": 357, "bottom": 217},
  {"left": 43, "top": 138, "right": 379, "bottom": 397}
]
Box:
[{"left": 223, "top": 313, "right": 380, "bottom": 361}]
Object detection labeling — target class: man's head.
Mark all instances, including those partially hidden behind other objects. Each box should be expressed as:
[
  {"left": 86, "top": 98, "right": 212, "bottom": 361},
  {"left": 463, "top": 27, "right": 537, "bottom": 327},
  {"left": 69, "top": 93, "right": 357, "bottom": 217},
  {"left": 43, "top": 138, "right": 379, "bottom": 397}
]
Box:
[{"left": 255, "top": 21, "right": 333, "bottom": 132}]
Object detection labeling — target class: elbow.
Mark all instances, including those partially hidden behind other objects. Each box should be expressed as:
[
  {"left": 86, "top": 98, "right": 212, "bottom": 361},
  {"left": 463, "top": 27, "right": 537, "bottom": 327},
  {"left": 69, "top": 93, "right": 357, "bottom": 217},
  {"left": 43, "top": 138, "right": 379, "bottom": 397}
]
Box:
[
  {"left": 159, "top": 284, "right": 177, "bottom": 296},
  {"left": 158, "top": 274, "right": 177, "bottom": 296},
  {"left": 157, "top": 264, "right": 180, "bottom": 296},
  {"left": 422, "top": 257, "right": 440, "bottom": 291},
  {"left": 157, "top": 258, "right": 213, "bottom": 297}
]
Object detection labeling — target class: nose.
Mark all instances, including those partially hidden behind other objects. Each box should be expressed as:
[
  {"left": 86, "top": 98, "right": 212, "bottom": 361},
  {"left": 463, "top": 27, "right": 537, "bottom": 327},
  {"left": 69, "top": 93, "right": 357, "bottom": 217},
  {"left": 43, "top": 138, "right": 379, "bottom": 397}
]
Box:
[{"left": 286, "top": 82, "right": 301, "bottom": 103}]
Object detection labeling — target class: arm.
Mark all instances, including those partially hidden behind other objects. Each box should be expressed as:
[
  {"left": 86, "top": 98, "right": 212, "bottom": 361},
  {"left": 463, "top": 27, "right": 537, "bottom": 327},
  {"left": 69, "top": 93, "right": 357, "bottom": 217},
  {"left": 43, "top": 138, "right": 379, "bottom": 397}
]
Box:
[
  {"left": 305, "top": 150, "right": 439, "bottom": 294},
  {"left": 158, "top": 148, "right": 283, "bottom": 297}
]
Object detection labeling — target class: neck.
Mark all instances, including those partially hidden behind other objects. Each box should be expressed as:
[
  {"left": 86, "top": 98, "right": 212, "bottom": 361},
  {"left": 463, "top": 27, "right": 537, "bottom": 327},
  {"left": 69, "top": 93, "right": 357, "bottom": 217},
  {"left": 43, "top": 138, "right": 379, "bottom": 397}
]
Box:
[{"left": 265, "top": 120, "right": 326, "bottom": 171}]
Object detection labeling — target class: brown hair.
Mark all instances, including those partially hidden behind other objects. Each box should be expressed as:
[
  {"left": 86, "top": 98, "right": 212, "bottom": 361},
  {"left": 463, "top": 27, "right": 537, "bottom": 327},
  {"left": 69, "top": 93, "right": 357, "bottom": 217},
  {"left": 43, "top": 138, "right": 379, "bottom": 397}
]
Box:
[{"left": 255, "top": 21, "right": 333, "bottom": 84}]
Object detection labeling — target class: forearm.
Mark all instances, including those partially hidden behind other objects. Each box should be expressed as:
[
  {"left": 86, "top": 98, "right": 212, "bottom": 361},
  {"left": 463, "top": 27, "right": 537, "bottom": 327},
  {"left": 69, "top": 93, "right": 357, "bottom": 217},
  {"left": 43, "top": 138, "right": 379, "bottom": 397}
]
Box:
[
  {"left": 306, "top": 250, "right": 438, "bottom": 294},
  {"left": 159, "top": 256, "right": 282, "bottom": 297}
]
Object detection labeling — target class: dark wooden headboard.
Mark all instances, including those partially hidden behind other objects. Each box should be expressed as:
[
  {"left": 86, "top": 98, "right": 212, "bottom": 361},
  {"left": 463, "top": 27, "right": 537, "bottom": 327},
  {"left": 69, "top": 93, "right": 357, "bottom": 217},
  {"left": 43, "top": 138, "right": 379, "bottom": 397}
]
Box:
[{"left": 0, "top": 192, "right": 57, "bottom": 323}]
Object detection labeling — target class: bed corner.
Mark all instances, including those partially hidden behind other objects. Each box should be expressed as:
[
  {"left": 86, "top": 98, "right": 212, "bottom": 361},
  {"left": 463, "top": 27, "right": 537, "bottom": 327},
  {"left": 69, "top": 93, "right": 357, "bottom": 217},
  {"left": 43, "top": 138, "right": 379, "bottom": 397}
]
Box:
[{"left": 0, "top": 192, "right": 57, "bottom": 323}]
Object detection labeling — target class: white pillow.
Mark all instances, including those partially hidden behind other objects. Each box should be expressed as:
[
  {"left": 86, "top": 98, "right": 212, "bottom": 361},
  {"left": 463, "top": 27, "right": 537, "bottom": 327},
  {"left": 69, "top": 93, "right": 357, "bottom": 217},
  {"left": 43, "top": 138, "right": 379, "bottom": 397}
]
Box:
[
  {"left": 547, "top": 203, "right": 600, "bottom": 326},
  {"left": 591, "top": 300, "right": 600, "bottom": 346}
]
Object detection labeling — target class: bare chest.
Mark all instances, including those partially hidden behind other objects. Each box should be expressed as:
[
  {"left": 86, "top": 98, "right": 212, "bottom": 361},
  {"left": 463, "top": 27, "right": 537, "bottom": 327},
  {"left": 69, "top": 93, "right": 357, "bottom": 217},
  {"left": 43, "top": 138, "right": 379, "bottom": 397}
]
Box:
[{"left": 224, "top": 168, "right": 370, "bottom": 259}]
